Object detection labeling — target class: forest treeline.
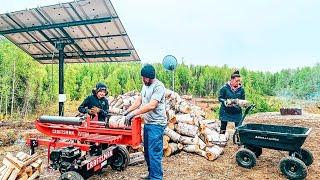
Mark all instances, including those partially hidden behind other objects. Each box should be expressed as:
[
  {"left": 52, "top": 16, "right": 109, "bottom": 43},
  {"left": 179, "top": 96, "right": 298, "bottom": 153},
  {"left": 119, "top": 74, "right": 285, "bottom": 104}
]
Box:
[{"left": 0, "top": 40, "right": 319, "bottom": 119}]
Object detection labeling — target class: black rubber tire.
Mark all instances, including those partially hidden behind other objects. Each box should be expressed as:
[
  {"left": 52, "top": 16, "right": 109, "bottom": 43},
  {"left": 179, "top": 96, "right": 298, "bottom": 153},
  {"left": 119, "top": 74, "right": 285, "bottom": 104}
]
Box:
[
  {"left": 236, "top": 148, "right": 256, "bottom": 169},
  {"left": 109, "top": 145, "right": 130, "bottom": 171},
  {"left": 245, "top": 146, "right": 262, "bottom": 158},
  {"left": 279, "top": 156, "right": 307, "bottom": 180},
  {"left": 60, "top": 171, "right": 84, "bottom": 180},
  {"left": 290, "top": 148, "right": 314, "bottom": 166}
]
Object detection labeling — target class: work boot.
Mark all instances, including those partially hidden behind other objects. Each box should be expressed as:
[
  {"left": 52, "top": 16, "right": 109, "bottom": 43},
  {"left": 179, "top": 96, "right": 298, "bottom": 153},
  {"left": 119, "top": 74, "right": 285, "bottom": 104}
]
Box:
[{"left": 140, "top": 173, "right": 150, "bottom": 179}]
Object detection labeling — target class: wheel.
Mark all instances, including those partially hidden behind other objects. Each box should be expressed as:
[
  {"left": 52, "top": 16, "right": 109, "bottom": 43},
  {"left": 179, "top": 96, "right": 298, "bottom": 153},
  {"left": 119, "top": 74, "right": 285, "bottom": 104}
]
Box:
[
  {"left": 245, "top": 146, "right": 262, "bottom": 158},
  {"left": 60, "top": 171, "right": 84, "bottom": 180},
  {"left": 279, "top": 156, "right": 307, "bottom": 180},
  {"left": 109, "top": 145, "right": 130, "bottom": 171},
  {"left": 290, "top": 148, "right": 313, "bottom": 166},
  {"left": 236, "top": 148, "right": 256, "bottom": 169}
]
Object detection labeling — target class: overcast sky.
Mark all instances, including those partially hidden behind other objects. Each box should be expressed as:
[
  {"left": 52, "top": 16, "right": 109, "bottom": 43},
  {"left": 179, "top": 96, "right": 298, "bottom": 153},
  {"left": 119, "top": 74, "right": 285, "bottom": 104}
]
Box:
[{"left": 1, "top": 0, "right": 320, "bottom": 72}]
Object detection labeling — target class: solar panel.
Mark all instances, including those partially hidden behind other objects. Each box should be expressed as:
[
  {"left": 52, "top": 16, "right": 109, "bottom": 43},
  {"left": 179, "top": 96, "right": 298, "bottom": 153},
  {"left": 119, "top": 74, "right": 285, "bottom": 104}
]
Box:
[{"left": 0, "top": 0, "right": 140, "bottom": 64}]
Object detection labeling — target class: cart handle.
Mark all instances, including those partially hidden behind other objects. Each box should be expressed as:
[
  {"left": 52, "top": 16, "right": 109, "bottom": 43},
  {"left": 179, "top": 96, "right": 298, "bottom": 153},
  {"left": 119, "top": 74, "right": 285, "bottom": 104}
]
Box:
[{"left": 238, "top": 104, "right": 255, "bottom": 126}]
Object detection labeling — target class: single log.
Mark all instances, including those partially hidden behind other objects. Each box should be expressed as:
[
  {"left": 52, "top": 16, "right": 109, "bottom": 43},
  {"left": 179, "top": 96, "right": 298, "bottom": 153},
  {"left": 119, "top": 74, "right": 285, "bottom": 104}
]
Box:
[
  {"left": 110, "top": 96, "right": 119, "bottom": 107},
  {"left": 8, "top": 169, "right": 19, "bottom": 180},
  {"left": 0, "top": 167, "right": 8, "bottom": 180},
  {"left": 178, "top": 136, "right": 198, "bottom": 145},
  {"left": 175, "top": 123, "right": 198, "bottom": 137},
  {"left": 114, "top": 98, "right": 124, "bottom": 109},
  {"left": 2, "top": 166, "right": 14, "bottom": 180},
  {"left": 27, "top": 170, "right": 39, "bottom": 180},
  {"left": 108, "top": 107, "right": 123, "bottom": 114},
  {"left": 205, "top": 145, "right": 224, "bottom": 161},
  {"left": 167, "top": 110, "right": 176, "bottom": 124},
  {"left": 22, "top": 153, "right": 41, "bottom": 168},
  {"left": 182, "top": 144, "right": 199, "bottom": 153},
  {"left": 164, "top": 127, "right": 181, "bottom": 142},
  {"left": 164, "top": 143, "right": 183, "bottom": 157},
  {"left": 0, "top": 165, "right": 6, "bottom": 174},
  {"left": 163, "top": 139, "right": 169, "bottom": 149},
  {"left": 163, "top": 135, "right": 170, "bottom": 142},
  {"left": 167, "top": 123, "right": 175, "bottom": 130},
  {"left": 4, "top": 153, "right": 24, "bottom": 170},
  {"left": 24, "top": 166, "right": 33, "bottom": 176},
  {"left": 108, "top": 116, "right": 128, "bottom": 129},
  {"left": 30, "top": 159, "right": 42, "bottom": 170},
  {"left": 196, "top": 149, "right": 207, "bottom": 158},
  {"left": 175, "top": 114, "right": 194, "bottom": 125},
  {"left": 237, "top": 99, "right": 249, "bottom": 108},
  {"left": 17, "top": 173, "right": 28, "bottom": 180},
  {"left": 175, "top": 102, "right": 191, "bottom": 114}
]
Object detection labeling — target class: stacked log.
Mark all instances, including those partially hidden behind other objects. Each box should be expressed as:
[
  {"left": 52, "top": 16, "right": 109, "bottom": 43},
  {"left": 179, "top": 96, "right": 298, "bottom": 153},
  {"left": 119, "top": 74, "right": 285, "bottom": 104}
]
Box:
[
  {"left": 0, "top": 152, "right": 43, "bottom": 180},
  {"left": 107, "top": 89, "right": 227, "bottom": 162}
]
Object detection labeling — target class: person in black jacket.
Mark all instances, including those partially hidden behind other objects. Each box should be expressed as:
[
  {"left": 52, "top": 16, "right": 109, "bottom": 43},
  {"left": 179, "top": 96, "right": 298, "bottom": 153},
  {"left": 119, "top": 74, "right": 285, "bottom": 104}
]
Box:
[
  {"left": 218, "top": 70, "right": 245, "bottom": 134},
  {"left": 78, "top": 82, "right": 109, "bottom": 121}
]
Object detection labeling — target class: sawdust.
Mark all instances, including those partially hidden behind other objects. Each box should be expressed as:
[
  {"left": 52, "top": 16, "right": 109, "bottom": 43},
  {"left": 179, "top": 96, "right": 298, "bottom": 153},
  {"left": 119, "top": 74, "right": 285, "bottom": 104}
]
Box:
[{"left": 0, "top": 112, "right": 319, "bottom": 180}]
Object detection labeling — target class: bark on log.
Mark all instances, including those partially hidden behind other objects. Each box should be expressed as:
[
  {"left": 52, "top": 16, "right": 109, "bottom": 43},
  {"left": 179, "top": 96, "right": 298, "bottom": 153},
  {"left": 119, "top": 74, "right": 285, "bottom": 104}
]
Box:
[
  {"left": 178, "top": 135, "right": 198, "bottom": 145},
  {"left": 196, "top": 149, "right": 207, "bottom": 158},
  {"left": 175, "top": 123, "right": 198, "bottom": 137},
  {"left": 175, "top": 114, "right": 194, "bottom": 125},
  {"left": 182, "top": 145, "right": 199, "bottom": 153},
  {"left": 197, "top": 136, "right": 207, "bottom": 150},
  {"left": 108, "top": 116, "right": 128, "bottom": 129},
  {"left": 164, "top": 143, "right": 183, "bottom": 157},
  {"left": 175, "top": 102, "right": 191, "bottom": 114},
  {"left": 164, "top": 127, "right": 181, "bottom": 142},
  {"left": 205, "top": 145, "right": 224, "bottom": 161},
  {"left": 108, "top": 107, "right": 123, "bottom": 114},
  {"left": 167, "top": 110, "right": 176, "bottom": 124},
  {"left": 27, "top": 170, "right": 39, "bottom": 180}
]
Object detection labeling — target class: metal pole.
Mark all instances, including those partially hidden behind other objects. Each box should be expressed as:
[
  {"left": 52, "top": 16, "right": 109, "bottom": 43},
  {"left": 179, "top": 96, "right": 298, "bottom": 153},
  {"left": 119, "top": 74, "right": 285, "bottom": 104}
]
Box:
[
  {"left": 172, "top": 70, "right": 175, "bottom": 92},
  {"left": 57, "top": 43, "right": 65, "bottom": 116}
]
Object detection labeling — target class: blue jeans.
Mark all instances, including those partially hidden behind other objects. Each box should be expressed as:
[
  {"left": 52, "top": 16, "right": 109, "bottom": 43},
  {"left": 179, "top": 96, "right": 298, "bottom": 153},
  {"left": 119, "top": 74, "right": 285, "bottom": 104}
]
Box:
[{"left": 143, "top": 124, "right": 165, "bottom": 180}]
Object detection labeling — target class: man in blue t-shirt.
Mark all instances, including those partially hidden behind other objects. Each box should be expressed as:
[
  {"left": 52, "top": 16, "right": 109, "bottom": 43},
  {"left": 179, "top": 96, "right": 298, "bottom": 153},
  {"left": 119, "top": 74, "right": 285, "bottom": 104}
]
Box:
[{"left": 124, "top": 64, "right": 167, "bottom": 180}]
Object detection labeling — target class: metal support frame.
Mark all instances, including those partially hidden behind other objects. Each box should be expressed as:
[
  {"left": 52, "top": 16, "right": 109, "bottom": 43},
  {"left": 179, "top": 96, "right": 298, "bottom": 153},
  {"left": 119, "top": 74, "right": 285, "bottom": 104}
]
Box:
[
  {"left": 0, "top": 17, "right": 115, "bottom": 35},
  {"left": 57, "top": 42, "right": 66, "bottom": 116}
]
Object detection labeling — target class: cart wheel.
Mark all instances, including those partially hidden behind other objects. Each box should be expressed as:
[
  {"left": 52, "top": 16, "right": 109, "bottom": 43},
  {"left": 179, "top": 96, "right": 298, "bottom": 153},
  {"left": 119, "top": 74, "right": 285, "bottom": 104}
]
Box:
[
  {"left": 236, "top": 148, "right": 256, "bottom": 169},
  {"left": 109, "top": 145, "right": 130, "bottom": 171},
  {"left": 60, "top": 171, "right": 84, "bottom": 180},
  {"left": 279, "top": 157, "right": 307, "bottom": 180},
  {"left": 290, "top": 148, "right": 313, "bottom": 166},
  {"left": 246, "top": 146, "right": 262, "bottom": 158}
]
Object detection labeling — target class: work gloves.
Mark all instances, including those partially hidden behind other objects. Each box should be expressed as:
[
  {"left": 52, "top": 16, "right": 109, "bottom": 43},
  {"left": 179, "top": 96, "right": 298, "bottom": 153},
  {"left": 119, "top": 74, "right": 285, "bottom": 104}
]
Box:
[
  {"left": 88, "top": 106, "right": 101, "bottom": 115},
  {"left": 121, "top": 110, "right": 130, "bottom": 116},
  {"left": 124, "top": 112, "right": 135, "bottom": 126}
]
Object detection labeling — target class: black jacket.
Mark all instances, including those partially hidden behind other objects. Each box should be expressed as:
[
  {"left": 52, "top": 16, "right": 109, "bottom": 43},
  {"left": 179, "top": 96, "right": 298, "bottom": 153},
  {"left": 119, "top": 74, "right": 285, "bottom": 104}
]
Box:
[
  {"left": 78, "top": 94, "right": 109, "bottom": 121},
  {"left": 218, "top": 83, "right": 245, "bottom": 122}
]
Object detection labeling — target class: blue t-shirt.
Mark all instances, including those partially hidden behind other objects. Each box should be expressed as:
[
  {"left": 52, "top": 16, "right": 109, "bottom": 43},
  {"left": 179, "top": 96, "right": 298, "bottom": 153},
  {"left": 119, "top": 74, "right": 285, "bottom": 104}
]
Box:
[{"left": 141, "top": 79, "right": 167, "bottom": 126}]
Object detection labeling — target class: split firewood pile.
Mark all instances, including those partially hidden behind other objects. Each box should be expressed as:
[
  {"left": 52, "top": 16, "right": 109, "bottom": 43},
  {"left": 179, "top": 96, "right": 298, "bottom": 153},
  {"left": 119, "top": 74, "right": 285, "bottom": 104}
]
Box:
[
  {"left": 108, "top": 90, "right": 230, "bottom": 161},
  {"left": 0, "top": 152, "right": 43, "bottom": 180}
]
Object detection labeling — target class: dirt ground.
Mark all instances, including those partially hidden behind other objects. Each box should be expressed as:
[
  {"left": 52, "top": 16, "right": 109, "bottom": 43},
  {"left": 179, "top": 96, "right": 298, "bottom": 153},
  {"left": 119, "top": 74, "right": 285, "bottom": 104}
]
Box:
[{"left": 0, "top": 112, "right": 319, "bottom": 180}]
